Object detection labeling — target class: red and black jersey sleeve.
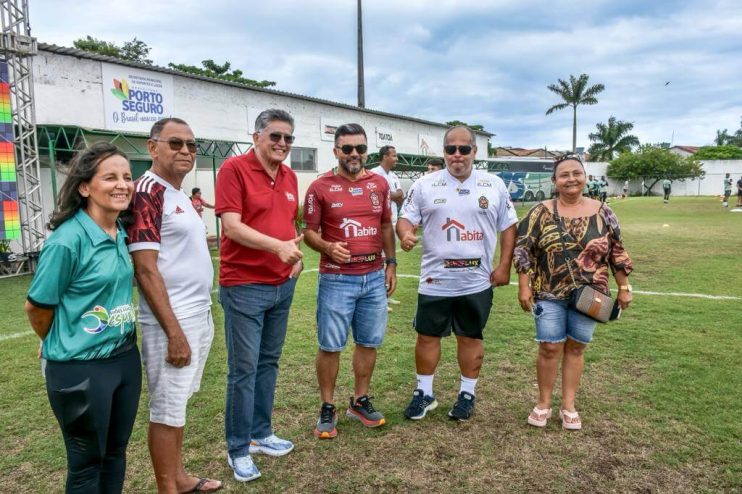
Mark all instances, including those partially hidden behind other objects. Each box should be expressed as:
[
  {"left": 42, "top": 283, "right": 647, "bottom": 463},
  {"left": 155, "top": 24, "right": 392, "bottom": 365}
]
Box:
[{"left": 126, "top": 175, "right": 166, "bottom": 246}]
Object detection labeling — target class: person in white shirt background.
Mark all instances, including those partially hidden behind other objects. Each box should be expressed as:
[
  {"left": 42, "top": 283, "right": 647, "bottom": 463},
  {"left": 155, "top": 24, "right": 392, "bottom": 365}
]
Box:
[{"left": 371, "top": 145, "right": 404, "bottom": 309}]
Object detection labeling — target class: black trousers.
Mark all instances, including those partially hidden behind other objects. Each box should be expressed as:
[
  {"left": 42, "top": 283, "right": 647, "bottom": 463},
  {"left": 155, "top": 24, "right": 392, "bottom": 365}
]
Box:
[
  {"left": 664, "top": 188, "right": 671, "bottom": 200},
  {"left": 45, "top": 346, "right": 142, "bottom": 494}
]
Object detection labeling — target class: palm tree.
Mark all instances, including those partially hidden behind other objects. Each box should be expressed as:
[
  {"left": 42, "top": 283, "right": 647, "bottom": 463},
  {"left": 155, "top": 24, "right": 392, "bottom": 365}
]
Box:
[
  {"left": 587, "top": 116, "right": 640, "bottom": 161},
  {"left": 546, "top": 73, "right": 605, "bottom": 152},
  {"left": 714, "top": 129, "right": 730, "bottom": 146}
]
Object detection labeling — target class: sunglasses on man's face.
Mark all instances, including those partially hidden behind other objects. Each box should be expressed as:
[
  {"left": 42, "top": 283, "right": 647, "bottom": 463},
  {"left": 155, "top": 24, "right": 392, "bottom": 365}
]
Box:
[
  {"left": 443, "top": 145, "right": 473, "bottom": 156},
  {"left": 267, "top": 132, "right": 295, "bottom": 145},
  {"left": 336, "top": 144, "right": 368, "bottom": 155},
  {"left": 153, "top": 138, "right": 198, "bottom": 153}
]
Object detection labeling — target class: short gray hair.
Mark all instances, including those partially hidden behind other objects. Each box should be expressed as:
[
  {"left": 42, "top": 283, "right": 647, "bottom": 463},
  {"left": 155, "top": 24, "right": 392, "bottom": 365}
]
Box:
[
  {"left": 254, "top": 109, "right": 294, "bottom": 133},
  {"left": 443, "top": 125, "right": 477, "bottom": 147}
]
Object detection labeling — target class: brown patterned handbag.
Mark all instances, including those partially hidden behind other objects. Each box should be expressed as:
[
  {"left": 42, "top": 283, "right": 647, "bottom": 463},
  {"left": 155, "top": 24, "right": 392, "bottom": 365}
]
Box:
[{"left": 552, "top": 200, "right": 615, "bottom": 323}]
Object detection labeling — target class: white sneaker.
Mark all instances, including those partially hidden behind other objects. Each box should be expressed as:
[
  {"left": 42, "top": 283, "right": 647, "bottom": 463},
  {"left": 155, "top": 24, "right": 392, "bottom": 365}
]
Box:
[
  {"left": 249, "top": 434, "right": 295, "bottom": 457},
  {"left": 388, "top": 298, "right": 401, "bottom": 305},
  {"left": 228, "top": 454, "right": 261, "bottom": 482}
]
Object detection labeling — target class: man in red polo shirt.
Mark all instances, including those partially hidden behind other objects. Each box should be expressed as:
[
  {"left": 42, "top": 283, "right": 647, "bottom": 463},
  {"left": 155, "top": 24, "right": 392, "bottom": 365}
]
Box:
[
  {"left": 303, "top": 123, "right": 397, "bottom": 439},
  {"left": 215, "top": 109, "right": 304, "bottom": 483}
]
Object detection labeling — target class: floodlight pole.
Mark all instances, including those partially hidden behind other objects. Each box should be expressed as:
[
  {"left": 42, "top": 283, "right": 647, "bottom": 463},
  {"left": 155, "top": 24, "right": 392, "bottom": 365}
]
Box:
[{"left": 357, "top": 0, "right": 365, "bottom": 108}]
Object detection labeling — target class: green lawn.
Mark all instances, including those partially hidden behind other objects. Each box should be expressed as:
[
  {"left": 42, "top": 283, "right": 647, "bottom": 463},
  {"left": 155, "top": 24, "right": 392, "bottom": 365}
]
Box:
[{"left": 1, "top": 196, "right": 740, "bottom": 493}]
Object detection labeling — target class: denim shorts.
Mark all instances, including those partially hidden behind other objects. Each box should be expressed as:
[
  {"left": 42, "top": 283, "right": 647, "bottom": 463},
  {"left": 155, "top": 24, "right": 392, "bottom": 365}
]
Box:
[
  {"left": 317, "top": 269, "right": 388, "bottom": 352},
  {"left": 533, "top": 299, "right": 597, "bottom": 344}
]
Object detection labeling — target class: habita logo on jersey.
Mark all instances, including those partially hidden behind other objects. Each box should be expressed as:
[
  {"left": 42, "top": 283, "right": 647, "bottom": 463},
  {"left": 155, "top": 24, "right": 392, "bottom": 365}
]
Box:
[
  {"left": 340, "top": 218, "right": 378, "bottom": 238},
  {"left": 441, "top": 217, "right": 484, "bottom": 242},
  {"left": 81, "top": 304, "right": 136, "bottom": 335}
]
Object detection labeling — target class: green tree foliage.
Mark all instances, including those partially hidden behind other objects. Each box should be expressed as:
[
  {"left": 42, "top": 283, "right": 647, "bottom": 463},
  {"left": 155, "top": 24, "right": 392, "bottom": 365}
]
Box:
[
  {"left": 73, "top": 36, "right": 153, "bottom": 64},
  {"left": 694, "top": 145, "right": 742, "bottom": 160},
  {"left": 587, "top": 116, "right": 640, "bottom": 161},
  {"left": 445, "top": 120, "right": 485, "bottom": 131},
  {"left": 607, "top": 145, "right": 705, "bottom": 192},
  {"left": 167, "top": 60, "right": 276, "bottom": 88},
  {"left": 73, "top": 36, "right": 275, "bottom": 87},
  {"left": 546, "top": 73, "right": 605, "bottom": 152},
  {"left": 120, "top": 38, "right": 152, "bottom": 65},
  {"left": 713, "top": 117, "right": 742, "bottom": 146}
]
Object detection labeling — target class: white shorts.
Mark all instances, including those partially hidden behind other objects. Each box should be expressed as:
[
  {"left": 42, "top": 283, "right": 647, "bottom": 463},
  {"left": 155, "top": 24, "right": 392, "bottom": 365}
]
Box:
[{"left": 141, "top": 310, "right": 214, "bottom": 427}]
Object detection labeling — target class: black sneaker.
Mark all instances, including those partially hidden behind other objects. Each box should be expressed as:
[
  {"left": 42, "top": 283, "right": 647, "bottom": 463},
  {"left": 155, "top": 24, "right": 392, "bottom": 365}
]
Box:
[
  {"left": 404, "top": 389, "right": 438, "bottom": 420},
  {"left": 448, "top": 391, "right": 476, "bottom": 421},
  {"left": 314, "top": 402, "right": 338, "bottom": 439},
  {"left": 346, "top": 395, "right": 386, "bottom": 427}
]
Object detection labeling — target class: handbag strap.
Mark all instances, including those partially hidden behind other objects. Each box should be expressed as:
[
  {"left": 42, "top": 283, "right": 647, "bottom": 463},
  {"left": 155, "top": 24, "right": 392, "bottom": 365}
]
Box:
[{"left": 552, "top": 199, "right": 579, "bottom": 289}]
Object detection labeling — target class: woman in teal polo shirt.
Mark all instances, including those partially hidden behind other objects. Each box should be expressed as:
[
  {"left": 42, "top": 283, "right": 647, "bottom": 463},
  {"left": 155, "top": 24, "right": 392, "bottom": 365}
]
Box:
[{"left": 25, "top": 142, "right": 141, "bottom": 494}]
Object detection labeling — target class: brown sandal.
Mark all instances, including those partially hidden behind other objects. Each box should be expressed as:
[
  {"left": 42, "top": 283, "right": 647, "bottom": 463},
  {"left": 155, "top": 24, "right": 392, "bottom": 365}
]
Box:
[{"left": 182, "top": 478, "right": 223, "bottom": 493}]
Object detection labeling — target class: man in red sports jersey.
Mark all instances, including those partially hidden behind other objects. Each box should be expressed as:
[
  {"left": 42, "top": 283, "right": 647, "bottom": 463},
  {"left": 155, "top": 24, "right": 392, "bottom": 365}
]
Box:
[{"left": 303, "top": 123, "right": 397, "bottom": 439}]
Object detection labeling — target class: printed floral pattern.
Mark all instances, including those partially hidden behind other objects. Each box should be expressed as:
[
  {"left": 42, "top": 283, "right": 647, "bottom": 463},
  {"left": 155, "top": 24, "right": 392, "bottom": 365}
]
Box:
[{"left": 513, "top": 203, "right": 633, "bottom": 300}]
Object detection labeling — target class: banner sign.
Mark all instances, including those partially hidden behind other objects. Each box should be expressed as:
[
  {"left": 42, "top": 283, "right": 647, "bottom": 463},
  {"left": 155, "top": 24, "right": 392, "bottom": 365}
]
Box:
[
  {"left": 102, "top": 63, "right": 174, "bottom": 132},
  {"left": 375, "top": 127, "right": 394, "bottom": 148},
  {"left": 320, "top": 117, "right": 340, "bottom": 142},
  {"left": 418, "top": 134, "right": 438, "bottom": 156},
  {"left": 0, "top": 61, "right": 19, "bottom": 241}
]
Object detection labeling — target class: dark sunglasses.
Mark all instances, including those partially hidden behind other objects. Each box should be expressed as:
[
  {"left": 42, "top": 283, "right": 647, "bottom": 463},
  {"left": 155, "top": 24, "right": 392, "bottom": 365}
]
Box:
[
  {"left": 153, "top": 138, "right": 197, "bottom": 153},
  {"left": 443, "top": 145, "right": 473, "bottom": 156},
  {"left": 267, "top": 132, "right": 295, "bottom": 144},
  {"left": 336, "top": 144, "right": 368, "bottom": 155}
]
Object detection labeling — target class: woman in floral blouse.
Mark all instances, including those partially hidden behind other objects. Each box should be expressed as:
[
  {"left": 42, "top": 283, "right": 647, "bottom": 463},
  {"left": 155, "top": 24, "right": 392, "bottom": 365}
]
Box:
[{"left": 513, "top": 154, "right": 633, "bottom": 430}]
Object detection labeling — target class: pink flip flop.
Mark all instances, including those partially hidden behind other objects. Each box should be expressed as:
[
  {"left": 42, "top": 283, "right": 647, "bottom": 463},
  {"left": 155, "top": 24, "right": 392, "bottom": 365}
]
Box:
[
  {"left": 527, "top": 406, "right": 552, "bottom": 427},
  {"left": 559, "top": 409, "right": 582, "bottom": 430}
]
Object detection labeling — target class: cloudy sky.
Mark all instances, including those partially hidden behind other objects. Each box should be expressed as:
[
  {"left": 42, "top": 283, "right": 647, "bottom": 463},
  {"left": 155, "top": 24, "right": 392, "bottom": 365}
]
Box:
[{"left": 30, "top": 0, "right": 742, "bottom": 150}]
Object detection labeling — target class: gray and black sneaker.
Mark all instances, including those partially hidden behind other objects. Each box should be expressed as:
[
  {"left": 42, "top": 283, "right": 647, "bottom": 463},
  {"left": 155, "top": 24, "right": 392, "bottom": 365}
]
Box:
[
  {"left": 404, "top": 389, "right": 438, "bottom": 420},
  {"left": 314, "top": 402, "right": 338, "bottom": 439},
  {"left": 448, "top": 391, "right": 476, "bottom": 421},
  {"left": 346, "top": 395, "right": 386, "bottom": 427}
]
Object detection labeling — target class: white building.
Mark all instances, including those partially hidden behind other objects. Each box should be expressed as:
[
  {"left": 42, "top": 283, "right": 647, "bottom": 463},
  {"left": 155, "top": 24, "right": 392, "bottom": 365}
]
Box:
[{"left": 31, "top": 43, "right": 491, "bottom": 236}]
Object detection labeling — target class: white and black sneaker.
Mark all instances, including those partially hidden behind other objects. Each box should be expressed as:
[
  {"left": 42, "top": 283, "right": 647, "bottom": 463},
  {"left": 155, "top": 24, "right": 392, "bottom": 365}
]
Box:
[{"left": 404, "top": 389, "right": 438, "bottom": 420}]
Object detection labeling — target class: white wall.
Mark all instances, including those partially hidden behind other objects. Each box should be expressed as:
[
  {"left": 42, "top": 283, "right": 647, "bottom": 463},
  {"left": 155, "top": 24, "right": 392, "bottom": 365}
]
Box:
[
  {"left": 584, "top": 160, "right": 742, "bottom": 196},
  {"left": 30, "top": 50, "right": 491, "bottom": 237}
]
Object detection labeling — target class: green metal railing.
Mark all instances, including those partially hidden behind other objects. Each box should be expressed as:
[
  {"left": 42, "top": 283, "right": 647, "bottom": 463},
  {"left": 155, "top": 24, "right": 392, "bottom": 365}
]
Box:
[{"left": 36, "top": 125, "right": 252, "bottom": 242}]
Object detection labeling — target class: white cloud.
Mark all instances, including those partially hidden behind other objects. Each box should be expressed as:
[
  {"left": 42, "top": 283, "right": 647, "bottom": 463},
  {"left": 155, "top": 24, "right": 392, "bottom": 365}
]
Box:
[{"left": 28, "top": 0, "right": 742, "bottom": 149}]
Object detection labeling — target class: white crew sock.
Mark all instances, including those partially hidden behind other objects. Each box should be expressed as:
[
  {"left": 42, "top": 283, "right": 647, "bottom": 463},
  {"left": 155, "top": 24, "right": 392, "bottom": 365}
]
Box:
[
  {"left": 416, "top": 374, "right": 434, "bottom": 396},
  {"left": 460, "top": 375, "right": 478, "bottom": 396}
]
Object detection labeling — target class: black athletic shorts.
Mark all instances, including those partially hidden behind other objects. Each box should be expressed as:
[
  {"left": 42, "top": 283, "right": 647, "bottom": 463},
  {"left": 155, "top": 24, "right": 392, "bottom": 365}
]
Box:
[{"left": 413, "top": 286, "right": 493, "bottom": 340}]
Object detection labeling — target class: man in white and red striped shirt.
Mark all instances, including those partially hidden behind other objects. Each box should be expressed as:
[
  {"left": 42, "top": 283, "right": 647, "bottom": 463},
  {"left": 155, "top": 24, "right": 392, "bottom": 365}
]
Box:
[{"left": 127, "top": 118, "right": 220, "bottom": 493}]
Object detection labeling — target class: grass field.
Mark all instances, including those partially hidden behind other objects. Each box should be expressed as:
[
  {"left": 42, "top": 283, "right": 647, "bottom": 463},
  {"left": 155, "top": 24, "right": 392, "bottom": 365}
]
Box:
[{"left": 1, "top": 196, "right": 740, "bottom": 493}]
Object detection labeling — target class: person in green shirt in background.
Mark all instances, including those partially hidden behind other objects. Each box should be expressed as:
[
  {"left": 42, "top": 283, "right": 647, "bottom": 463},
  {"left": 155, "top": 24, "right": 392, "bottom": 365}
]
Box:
[
  {"left": 723, "top": 173, "right": 733, "bottom": 207},
  {"left": 599, "top": 175, "right": 608, "bottom": 203},
  {"left": 583, "top": 175, "right": 592, "bottom": 197},
  {"left": 24, "top": 142, "right": 141, "bottom": 494},
  {"left": 662, "top": 179, "right": 672, "bottom": 203}
]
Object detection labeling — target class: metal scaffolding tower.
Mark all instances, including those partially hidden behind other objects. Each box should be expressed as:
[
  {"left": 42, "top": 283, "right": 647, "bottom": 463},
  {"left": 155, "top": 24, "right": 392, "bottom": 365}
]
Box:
[{"left": 0, "top": 0, "right": 43, "bottom": 269}]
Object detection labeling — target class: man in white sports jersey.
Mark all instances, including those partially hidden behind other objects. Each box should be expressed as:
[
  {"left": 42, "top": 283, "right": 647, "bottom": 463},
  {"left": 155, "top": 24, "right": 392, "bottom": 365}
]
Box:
[
  {"left": 127, "top": 118, "right": 221, "bottom": 493},
  {"left": 397, "top": 125, "right": 518, "bottom": 422},
  {"left": 371, "top": 145, "right": 404, "bottom": 309}
]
